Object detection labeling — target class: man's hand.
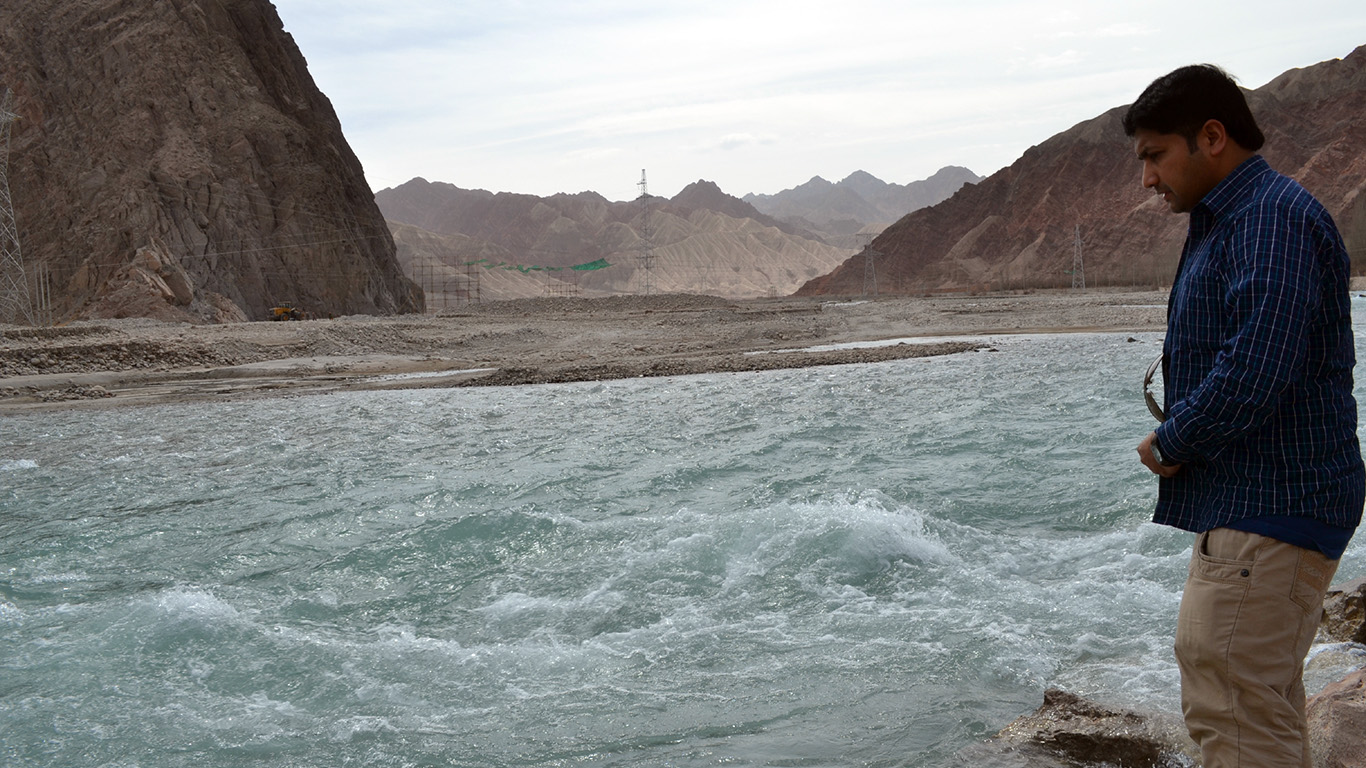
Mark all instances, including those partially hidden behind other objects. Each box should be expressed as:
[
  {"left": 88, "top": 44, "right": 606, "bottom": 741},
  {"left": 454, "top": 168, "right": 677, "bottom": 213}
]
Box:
[{"left": 1138, "top": 432, "right": 1182, "bottom": 477}]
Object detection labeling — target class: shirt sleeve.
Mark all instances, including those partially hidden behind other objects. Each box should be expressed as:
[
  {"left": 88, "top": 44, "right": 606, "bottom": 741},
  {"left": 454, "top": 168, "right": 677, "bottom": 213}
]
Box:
[{"left": 1156, "top": 198, "right": 1323, "bottom": 463}]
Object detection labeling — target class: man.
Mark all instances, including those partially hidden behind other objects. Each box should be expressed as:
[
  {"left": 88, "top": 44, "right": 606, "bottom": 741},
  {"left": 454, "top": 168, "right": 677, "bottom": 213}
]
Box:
[{"left": 1126, "top": 65, "right": 1363, "bottom": 767}]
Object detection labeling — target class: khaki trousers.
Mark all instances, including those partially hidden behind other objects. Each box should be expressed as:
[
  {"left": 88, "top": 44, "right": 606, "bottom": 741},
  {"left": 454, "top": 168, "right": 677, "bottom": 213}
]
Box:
[{"left": 1175, "top": 528, "right": 1338, "bottom": 768}]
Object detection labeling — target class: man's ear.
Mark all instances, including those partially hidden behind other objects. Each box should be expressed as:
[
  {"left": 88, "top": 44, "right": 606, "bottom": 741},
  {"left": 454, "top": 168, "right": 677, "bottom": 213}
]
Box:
[{"left": 1200, "top": 119, "right": 1230, "bottom": 156}]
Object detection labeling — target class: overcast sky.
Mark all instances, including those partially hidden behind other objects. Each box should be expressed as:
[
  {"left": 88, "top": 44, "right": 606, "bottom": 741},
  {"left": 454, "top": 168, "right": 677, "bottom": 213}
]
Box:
[{"left": 270, "top": 1, "right": 1365, "bottom": 202}]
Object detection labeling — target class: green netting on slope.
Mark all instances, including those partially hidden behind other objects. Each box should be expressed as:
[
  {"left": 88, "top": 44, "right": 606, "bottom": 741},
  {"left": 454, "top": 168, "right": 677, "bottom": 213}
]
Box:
[{"left": 462, "top": 258, "right": 613, "bottom": 273}]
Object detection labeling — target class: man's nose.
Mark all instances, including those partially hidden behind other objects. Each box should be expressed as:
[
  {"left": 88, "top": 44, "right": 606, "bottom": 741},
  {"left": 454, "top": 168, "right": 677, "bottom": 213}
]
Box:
[{"left": 1141, "top": 162, "right": 1158, "bottom": 190}]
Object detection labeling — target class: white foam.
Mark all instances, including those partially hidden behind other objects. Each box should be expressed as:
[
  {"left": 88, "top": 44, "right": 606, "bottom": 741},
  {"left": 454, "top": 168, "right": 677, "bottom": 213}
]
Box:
[
  {"left": 366, "top": 367, "right": 497, "bottom": 383},
  {"left": 31, "top": 571, "right": 86, "bottom": 584},
  {"left": 368, "top": 623, "right": 467, "bottom": 656},
  {"left": 1303, "top": 642, "right": 1366, "bottom": 696},
  {"left": 152, "top": 587, "right": 241, "bottom": 623},
  {"left": 329, "top": 715, "right": 399, "bottom": 743},
  {"left": 0, "top": 458, "right": 37, "bottom": 471},
  {"left": 476, "top": 583, "right": 626, "bottom": 625},
  {"left": 1306, "top": 641, "right": 1366, "bottom": 662}
]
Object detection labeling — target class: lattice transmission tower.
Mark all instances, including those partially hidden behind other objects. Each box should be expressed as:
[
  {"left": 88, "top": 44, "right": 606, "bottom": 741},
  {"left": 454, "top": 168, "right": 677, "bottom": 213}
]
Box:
[
  {"left": 1070, "top": 223, "right": 1086, "bottom": 291},
  {"left": 855, "top": 234, "right": 878, "bottom": 299},
  {"left": 0, "top": 87, "right": 34, "bottom": 326},
  {"left": 636, "top": 169, "right": 654, "bottom": 295}
]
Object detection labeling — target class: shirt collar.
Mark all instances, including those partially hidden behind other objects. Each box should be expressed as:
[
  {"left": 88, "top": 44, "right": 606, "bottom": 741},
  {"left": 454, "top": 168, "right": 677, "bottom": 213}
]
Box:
[{"left": 1194, "top": 155, "right": 1271, "bottom": 221}]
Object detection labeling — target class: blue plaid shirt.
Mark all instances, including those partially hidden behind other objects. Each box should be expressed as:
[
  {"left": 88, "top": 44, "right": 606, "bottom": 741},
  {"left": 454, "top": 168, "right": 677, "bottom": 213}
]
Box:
[{"left": 1154, "top": 155, "right": 1364, "bottom": 534}]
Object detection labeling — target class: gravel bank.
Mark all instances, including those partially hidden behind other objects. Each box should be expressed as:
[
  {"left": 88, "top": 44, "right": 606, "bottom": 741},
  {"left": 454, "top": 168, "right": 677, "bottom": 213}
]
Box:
[{"left": 0, "top": 290, "right": 1168, "bottom": 410}]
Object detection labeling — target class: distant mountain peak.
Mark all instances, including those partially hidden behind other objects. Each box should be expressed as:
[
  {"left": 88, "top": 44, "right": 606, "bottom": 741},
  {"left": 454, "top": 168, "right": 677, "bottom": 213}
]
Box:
[
  {"left": 839, "top": 170, "right": 890, "bottom": 198},
  {"left": 675, "top": 179, "right": 725, "bottom": 196},
  {"left": 841, "top": 170, "right": 883, "bottom": 185},
  {"left": 743, "top": 166, "right": 983, "bottom": 247},
  {"left": 668, "top": 179, "right": 818, "bottom": 239},
  {"left": 671, "top": 179, "right": 733, "bottom": 209},
  {"left": 925, "top": 166, "right": 976, "bottom": 181}
]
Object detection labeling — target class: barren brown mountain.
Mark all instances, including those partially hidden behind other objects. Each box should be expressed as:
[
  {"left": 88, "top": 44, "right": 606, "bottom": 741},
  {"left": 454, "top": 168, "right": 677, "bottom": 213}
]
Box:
[
  {"left": 798, "top": 46, "right": 1366, "bottom": 296},
  {"left": 0, "top": 0, "right": 421, "bottom": 324}
]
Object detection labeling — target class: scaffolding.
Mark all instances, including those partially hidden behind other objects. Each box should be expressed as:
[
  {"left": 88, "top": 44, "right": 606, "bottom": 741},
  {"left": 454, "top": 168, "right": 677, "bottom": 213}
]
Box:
[
  {"left": 543, "top": 279, "right": 581, "bottom": 298},
  {"left": 463, "top": 260, "right": 481, "bottom": 305},
  {"left": 410, "top": 258, "right": 481, "bottom": 313}
]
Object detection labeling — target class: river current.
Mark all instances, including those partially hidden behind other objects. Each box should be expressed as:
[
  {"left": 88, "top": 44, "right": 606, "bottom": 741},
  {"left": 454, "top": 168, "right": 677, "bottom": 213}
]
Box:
[{"left": 4, "top": 309, "right": 1366, "bottom": 767}]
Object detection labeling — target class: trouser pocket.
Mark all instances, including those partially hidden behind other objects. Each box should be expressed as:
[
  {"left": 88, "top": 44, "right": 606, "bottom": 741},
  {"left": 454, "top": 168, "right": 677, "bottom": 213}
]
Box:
[
  {"left": 1176, "top": 531, "right": 1253, "bottom": 671},
  {"left": 1290, "top": 546, "right": 1335, "bottom": 613},
  {"left": 1191, "top": 528, "right": 1258, "bottom": 582}
]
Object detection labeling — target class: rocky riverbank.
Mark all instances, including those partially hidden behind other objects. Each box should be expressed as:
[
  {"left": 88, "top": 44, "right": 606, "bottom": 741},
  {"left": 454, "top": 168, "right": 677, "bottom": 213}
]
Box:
[{"left": 968, "top": 577, "right": 1366, "bottom": 767}]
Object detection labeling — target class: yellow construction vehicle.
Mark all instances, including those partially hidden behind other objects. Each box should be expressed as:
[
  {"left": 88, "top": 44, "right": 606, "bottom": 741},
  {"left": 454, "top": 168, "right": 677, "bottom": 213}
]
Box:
[{"left": 269, "top": 303, "right": 303, "bottom": 321}]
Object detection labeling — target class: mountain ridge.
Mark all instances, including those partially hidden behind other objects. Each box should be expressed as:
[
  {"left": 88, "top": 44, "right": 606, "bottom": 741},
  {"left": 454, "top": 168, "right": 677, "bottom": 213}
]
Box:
[
  {"left": 377, "top": 164, "right": 982, "bottom": 304},
  {"left": 744, "top": 166, "right": 984, "bottom": 246},
  {"left": 377, "top": 176, "right": 858, "bottom": 302},
  {"left": 798, "top": 46, "right": 1366, "bottom": 296}
]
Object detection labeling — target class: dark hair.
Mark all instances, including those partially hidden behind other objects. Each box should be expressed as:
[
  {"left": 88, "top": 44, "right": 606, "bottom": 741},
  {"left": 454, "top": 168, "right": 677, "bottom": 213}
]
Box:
[{"left": 1122, "top": 64, "right": 1265, "bottom": 152}]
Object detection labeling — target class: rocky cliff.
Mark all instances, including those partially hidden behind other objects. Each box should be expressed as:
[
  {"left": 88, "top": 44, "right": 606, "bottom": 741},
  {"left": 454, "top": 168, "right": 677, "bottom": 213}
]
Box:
[
  {"left": 0, "top": 0, "right": 421, "bottom": 324},
  {"left": 378, "top": 178, "right": 852, "bottom": 303},
  {"left": 798, "top": 46, "right": 1366, "bottom": 296}
]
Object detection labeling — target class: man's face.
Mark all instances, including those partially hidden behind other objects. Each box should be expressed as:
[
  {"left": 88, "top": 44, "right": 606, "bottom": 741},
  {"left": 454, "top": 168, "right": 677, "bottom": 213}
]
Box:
[{"left": 1132, "top": 128, "right": 1218, "bottom": 214}]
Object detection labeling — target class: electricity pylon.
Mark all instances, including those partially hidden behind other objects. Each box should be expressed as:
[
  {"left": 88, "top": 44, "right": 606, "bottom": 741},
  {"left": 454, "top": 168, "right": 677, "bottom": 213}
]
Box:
[
  {"left": 855, "top": 233, "right": 878, "bottom": 298},
  {"left": 0, "top": 87, "right": 33, "bottom": 325},
  {"left": 1070, "top": 224, "right": 1086, "bottom": 291},
  {"left": 863, "top": 248, "right": 879, "bottom": 298},
  {"left": 636, "top": 169, "right": 654, "bottom": 295}
]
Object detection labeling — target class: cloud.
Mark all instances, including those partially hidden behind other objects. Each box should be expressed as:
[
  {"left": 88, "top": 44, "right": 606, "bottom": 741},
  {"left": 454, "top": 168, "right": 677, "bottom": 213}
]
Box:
[
  {"left": 273, "top": 0, "right": 1366, "bottom": 198},
  {"left": 702, "top": 133, "right": 780, "bottom": 152}
]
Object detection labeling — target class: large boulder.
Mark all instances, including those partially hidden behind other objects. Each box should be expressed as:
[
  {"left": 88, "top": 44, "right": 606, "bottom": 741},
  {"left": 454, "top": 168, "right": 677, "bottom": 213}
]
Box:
[
  {"left": 964, "top": 688, "right": 1197, "bottom": 767},
  {"left": 1308, "top": 669, "right": 1366, "bottom": 768},
  {"left": 1320, "top": 576, "right": 1366, "bottom": 644}
]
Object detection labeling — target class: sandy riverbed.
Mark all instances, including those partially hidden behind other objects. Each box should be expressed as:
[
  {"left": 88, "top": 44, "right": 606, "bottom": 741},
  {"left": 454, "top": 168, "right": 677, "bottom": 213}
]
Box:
[{"left": 0, "top": 290, "right": 1169, "bottom": 411}]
